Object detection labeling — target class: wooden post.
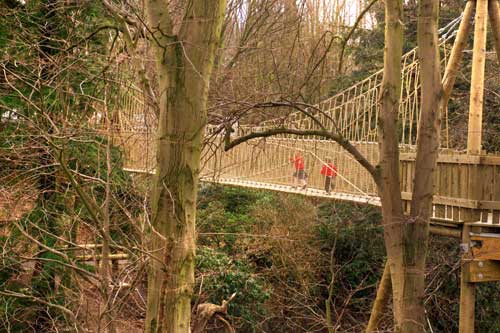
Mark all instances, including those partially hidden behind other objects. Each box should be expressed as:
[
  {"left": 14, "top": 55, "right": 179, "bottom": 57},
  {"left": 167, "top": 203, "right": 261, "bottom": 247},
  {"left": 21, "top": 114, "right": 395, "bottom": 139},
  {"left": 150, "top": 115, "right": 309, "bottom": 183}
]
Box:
[
  {"left": 442, "top": 0, "right": 474, "bottom": 102},
  {"left": 459, "top": 223, "right": 475, "bottom": 333},
  {"left": 489, "top": 0, "right": 500, "bottom": 65},
  {"left": 442, "top": 0, "right": 474, "bottom": 148},
  {"left": 467, "top": 0, "right": 488, "bottom": 155}
]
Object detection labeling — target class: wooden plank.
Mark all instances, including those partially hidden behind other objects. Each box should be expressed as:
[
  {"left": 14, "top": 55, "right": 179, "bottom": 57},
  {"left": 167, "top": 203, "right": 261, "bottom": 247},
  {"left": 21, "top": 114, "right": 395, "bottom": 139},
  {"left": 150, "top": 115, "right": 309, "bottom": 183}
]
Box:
[
  {"left": 451, "top": 164, "right": 460, "bottom": 200},
  {"left": 461, "top": 208, "right": 473, "bottom": 223},
  {"left": 480, "top": 155, "right": 500, "bottom": 165},
  {"left": 437, "top": 196, "right": 478, "bottom": 208},
  {"left": 400, "top": 193, "right": 500, "bottom": 210},
  {"left": 399, "top": 153, "right": 500, "bottom": 165},
  {"left": 442, "top": 164, "right": 448, "bottom": 196},
  {"left": 482, "top": 165, "right": 494, "bottom": 200},
  {"left": 466, "top": 259, "right": 500, "bottom": 283},
  {"left": 471, "top": 235, "right": 500, "bottom": 260},
  {"left": 459, "top": 164, "right": 472, "bottom": 221},
  {"left": 430, "top": 225, "right": 461, "bottom": 237},
  {"left": 400, "top": 161, "right": 406, "bottom": 192},
  {"left": 407, "top": 161, "right": 413, "bottom": 194},
  {"left": 76, "top": 253, "right": 129, "bottom": 261},
  {"left": 467, "top": 0, "right": 488, "bottom": 155},
  {"left": 494, "top": 165, "right": 500, "bottom": 201},
  {"left": 434, "top": 162, "right": 441, "bottom": 195},
  {"left": 446, "top": 164, "right": 455, "bottom": 220},
  {"left": 494, "top": 165, "right": 500, "bottom": 224},
  {"left": 459, "top": 163, "right": 468, "bottom": 199},
  {"left": 481, "top": 210, "right": 489, "bottom": 223},
  {"left": 434, "top": 163, "right": 446, "bottom": 219},
  {"left": 446, "top": 163, "right": 453, "bottom": 199},
  {"left": 439, "top": 155, "right": 479, "bottom": 165},
  {"left": 452, "top": 208, "right": 462, "bottom": 223},
  {"left": 467, "top": 164, "right": 479, "bottom": 222}
]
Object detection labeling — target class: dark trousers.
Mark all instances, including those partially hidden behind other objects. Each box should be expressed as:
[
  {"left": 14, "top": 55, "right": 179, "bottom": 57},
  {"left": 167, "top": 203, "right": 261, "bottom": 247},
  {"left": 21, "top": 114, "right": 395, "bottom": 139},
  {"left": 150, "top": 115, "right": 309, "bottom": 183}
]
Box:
[{"left": 324, "top": 176, "right": 332, "bottom": 193}]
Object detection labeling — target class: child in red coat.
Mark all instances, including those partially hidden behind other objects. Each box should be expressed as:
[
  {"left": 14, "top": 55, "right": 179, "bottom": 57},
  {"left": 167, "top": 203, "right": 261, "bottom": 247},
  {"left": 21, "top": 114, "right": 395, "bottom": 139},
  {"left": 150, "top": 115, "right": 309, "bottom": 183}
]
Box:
[
  {"left": 290, "top": 151, "right": 307, "bottom": 189},
  {"left": 320, "top": 158, "right": 337, "bottom": 194}
]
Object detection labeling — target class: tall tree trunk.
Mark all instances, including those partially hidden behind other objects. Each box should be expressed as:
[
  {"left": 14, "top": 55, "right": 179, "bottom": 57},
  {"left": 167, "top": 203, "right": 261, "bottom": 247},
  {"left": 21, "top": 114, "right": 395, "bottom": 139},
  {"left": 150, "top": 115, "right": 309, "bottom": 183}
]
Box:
[
  {"left": 401, "top": 0, "right": 442, "bottom": 331},
  {"left": 377, "top": 0, "right": 441, "bottom": 331},
  {"left": 100, "top": 85, "right": 115, "bottom": 333},
  {"left": 376, "top": 0, "right": 405, "bottom": 327},
  {"left": 144, "top": 1, "right": 226, "bottom": 332}
]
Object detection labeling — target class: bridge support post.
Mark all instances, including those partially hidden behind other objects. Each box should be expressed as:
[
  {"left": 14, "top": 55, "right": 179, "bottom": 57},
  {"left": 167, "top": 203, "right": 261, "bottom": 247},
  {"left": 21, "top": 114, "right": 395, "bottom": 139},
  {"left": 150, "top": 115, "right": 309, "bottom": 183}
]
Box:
[
  {"left": 459, "top": 223, "right": 475, "bottom": 333},
  {"left": 467, "top": 0, "right": 488, "bottom": 155},
  {"left": 442, "top": 0, "right": 474, "bottom": 148},
  {"left": 442, "top": 0, "right": 474, "bottom": 100}
]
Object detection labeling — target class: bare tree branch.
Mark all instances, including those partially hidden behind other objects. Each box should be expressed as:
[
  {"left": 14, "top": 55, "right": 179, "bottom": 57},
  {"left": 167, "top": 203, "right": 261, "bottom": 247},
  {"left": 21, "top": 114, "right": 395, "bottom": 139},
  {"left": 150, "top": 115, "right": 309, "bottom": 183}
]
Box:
[{"left": 224, "top": 128, "right": 379, "bottom": 182}]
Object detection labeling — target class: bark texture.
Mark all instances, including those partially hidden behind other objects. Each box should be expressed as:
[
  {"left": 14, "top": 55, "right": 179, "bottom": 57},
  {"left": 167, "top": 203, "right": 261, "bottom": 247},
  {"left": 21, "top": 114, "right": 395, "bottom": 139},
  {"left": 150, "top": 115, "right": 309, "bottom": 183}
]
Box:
[
  {"left": 144, "top": 1, "right": 226, "bottom": 332},
  {"left": 376, "top": 0, "right": 405, "bottom": 326},
  {"left": 377, "top": 0, "right": 442, "bottom": 331},
  {"left": 366, "top": 262, "right": 392, "bottom": 332},
  {"left": 402, "top": 0, "right": 442, "bottom": 331}
]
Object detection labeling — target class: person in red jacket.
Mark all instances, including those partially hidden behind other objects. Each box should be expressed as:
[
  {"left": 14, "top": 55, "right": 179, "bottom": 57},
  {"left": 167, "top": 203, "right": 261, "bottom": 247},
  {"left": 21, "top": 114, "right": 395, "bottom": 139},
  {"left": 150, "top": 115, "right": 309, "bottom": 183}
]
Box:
[
  {"left": 290, "top": 151, "right": 307, "bottom": 189},
  {"left": 320, "top": 157, "right": 337, "bottom": 194}
]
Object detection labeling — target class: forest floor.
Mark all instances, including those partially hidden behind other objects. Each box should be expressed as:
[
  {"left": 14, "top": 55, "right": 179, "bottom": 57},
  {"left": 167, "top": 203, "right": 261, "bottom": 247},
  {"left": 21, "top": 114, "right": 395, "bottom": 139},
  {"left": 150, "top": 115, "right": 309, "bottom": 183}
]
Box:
[{"left": 75, "top": 275, "right": 146, "bottom": 332}]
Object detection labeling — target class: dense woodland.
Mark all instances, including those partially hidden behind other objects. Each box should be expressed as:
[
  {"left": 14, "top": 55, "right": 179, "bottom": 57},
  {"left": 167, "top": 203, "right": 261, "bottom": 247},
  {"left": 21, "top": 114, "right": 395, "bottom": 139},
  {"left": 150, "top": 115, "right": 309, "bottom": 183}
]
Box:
[{"left": 1, "top": 0, "right": 499, "bottom": 332}]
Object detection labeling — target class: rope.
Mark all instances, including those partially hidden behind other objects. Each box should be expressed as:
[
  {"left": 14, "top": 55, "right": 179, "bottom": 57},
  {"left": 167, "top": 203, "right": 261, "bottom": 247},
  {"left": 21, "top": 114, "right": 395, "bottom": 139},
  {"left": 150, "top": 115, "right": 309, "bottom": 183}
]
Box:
[
  {"left": 238, "top": 13, "right": 463, "bottom": 145},
  {"left": 265, "top": 141, "right": 373, "bottom": 198},
  {"left": 205, "top": 160, "right": 292, "bottom": 181},
  {"left": 308, "top": 151, "right": 371, "bottom": 198}
]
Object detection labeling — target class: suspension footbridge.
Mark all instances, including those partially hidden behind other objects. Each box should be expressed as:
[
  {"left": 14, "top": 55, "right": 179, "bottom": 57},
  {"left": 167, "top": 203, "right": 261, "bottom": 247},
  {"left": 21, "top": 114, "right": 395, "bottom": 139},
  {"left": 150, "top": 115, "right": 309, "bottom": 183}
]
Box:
[
  {"left": 88, "top": 2, "right": 500, "bottom": 329},
  {"left": 107, "top": 9, "right": 500, "bottom": 227}
]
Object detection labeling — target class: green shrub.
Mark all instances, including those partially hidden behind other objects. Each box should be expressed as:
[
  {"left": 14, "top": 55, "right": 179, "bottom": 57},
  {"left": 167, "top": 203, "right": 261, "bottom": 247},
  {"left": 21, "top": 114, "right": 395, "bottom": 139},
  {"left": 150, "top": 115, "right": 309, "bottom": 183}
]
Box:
[
  {"left": 198, "top": 185, "right": 275, "bottom": 253},
  {"left": 195, "top": 246, "right": 270, "bottom": 332}
]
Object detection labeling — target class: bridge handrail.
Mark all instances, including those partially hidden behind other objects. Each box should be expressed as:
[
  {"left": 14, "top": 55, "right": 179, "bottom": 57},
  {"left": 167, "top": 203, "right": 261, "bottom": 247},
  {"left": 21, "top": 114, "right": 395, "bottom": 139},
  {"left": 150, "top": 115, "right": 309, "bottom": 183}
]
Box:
[{"left": 233, "top": 30, "right": 457, "bottom": 145}]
